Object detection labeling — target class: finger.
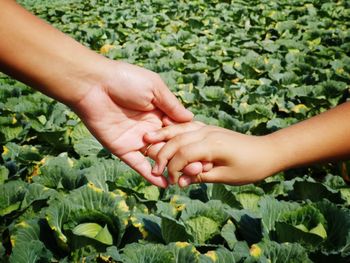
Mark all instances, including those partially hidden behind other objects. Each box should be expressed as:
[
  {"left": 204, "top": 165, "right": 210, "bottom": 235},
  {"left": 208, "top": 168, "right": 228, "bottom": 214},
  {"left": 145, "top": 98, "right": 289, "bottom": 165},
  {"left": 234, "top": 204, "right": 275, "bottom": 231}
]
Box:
[
  {"left": 167, "top": 142, "right": 212, "bottom": 184},
  {"left": 178, "top": 167, "right": 232, "bottom": 187},
  {"left": 120, "top": 151, "right": 168, "bottom": 188},
  {"left": 162, "top": 116, "right": 177, "bottom": 126},
  {"left": 182, "top": 162, "right": 204, "bottom": 176},
  {"left": 181, "top": 161, "right": 214, "bottom": 176},
  {"left": 202, "top": 161, "right": 213, "bottom": 172},
  {"left": 140, "top": 142, "right": 165, "bottom": 159},
  {"left": 144, "top": 121, "right": 205, "bottom": 144},
  {"left": 152, "top": 80, "right": 194, "bottom": 122},
  {"left": 152, "top": 130, "right": 207, "bottom": 176},
  {"left": 142, "top": 142, "right": 205, "bottom": 177}
]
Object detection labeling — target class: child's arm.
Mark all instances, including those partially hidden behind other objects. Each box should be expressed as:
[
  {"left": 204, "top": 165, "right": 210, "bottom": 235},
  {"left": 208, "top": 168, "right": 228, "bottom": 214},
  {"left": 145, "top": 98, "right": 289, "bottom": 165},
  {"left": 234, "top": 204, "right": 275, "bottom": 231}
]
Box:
[{"left": 144, "top": 102, "right": 350, "bottom": 187}]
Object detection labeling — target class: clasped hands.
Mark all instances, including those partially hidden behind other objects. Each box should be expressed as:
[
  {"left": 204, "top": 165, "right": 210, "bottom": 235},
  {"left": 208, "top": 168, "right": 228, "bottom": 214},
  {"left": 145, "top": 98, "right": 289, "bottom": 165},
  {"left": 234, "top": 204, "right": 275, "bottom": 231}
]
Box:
[
  {"left": 73, "top": 61, "right": 273, "bottom": 188},
  {"left": 72, "top": 61, "right": 208, "bottom": 188}
]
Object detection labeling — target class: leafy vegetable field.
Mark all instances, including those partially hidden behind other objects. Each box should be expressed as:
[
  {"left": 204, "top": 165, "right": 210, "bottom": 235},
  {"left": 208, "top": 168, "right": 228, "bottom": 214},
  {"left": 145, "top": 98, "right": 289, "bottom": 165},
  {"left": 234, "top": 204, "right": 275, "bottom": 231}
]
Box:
[{"left": 1, "top": 0, "right": 350, "bottom": 262}]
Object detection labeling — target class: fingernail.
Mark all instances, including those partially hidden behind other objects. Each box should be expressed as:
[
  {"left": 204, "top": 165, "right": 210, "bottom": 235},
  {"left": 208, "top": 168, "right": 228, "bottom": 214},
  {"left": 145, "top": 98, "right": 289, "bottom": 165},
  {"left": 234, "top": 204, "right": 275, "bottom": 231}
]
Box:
[{"left": 180, "top": 177, "right": 191, "bottom": 188}]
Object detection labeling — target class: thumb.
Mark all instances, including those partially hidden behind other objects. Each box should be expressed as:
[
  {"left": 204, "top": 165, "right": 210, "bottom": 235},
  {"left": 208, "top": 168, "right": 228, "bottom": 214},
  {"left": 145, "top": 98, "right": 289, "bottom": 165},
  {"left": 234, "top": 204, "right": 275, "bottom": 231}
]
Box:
[{"left": 153, "top": 82, "right": 193, "bottom": 123}]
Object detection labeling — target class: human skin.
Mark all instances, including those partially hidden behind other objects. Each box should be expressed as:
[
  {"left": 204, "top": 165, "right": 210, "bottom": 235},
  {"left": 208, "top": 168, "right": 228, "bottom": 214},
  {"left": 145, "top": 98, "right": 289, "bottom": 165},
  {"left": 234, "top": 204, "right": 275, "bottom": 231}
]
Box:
[
  {"left": 0, "top": 0, "right": 197, "bottom": 188},
  {"left": 144, "top": 102, "right": 350, "bottom": 187}
]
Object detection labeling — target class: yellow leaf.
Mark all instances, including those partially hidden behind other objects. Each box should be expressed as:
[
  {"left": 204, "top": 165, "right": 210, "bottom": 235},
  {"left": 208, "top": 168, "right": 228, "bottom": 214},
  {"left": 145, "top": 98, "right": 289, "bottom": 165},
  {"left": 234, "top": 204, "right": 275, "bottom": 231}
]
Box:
[
  {"left": 11, "top": 116, "right": 17, "bottom": 125},
  {"left": 336, "top": 68, "right": 344, "bottom": 75},
  {"left": 231, "top": 78, "right": 240, "bottom": 84},
  {"left": 114, "top": 189, "right": 127, "bottom": 197},
  {"left": 2, "top": 146, "right": 9, "bottom": 155},
  {"left": 87, "top": 182, "right": 103, "bottom": 192},
  {"left": 175, "top": 241, "right": 190, "bottom": 248},
  {"left": 100, "top": 44, "right": 115, "bottom": 55},
  {"left": 117, "top": 200, "right": 129, "bottom": 212},
  {"left": 291, "top": 104, "right": 308, "bottom": 113},
  {"left": 250, "top": 244, "right": 262, "bottom": 258},
  {"left": 205, "top": 251, "right": 217, "bottom": 262}
]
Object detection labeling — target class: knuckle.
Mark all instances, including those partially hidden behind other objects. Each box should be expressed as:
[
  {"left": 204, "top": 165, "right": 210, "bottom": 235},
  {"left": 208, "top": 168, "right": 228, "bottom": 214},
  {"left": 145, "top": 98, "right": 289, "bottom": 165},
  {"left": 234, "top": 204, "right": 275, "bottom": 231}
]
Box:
[
  {"left": 176, "top": 148, "right": 187, "bottom": 159},
  {"left": 160, "top": 128, "right": 171, "bottom": 139},
  {"left": 156, "top": 151, "right": 167, "bottom": 163},
  {"left": 171, "top": 135, "right": 182, "bottom": 144}
]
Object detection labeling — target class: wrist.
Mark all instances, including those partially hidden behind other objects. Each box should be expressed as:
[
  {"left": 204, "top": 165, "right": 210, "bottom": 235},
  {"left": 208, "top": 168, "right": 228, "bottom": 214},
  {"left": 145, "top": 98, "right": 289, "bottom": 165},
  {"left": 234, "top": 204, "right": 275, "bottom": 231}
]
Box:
[
  {"left": 264, "top": 131, "right": 298, "bottom": 174},
  {"left": 42, "top": 49, "right": 109, "bottom": 107},
  {"left": 0, "top": 1, "right": 105, "bottom": 106}
]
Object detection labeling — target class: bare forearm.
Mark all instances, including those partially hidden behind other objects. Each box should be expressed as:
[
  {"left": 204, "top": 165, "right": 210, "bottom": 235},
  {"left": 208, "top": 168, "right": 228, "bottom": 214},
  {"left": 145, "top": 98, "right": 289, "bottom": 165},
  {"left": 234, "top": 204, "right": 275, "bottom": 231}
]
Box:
[
  {"left": 269, "top": 102, "right": 350, "bottom": 172},
  {"left": 0, "top": 0, "right": 103, "bottom": 104}
]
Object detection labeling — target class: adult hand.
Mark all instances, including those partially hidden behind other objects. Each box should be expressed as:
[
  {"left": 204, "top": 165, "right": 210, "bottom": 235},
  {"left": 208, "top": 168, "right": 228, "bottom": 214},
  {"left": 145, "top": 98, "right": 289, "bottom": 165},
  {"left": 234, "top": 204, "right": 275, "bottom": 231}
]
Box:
[{"left": 72, "top": 60, "right": 193, "bottom": 188}]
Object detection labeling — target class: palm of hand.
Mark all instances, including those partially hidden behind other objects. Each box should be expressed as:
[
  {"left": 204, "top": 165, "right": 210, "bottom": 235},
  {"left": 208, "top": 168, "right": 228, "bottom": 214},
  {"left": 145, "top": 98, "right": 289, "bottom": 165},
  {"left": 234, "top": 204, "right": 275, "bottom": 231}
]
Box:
[{"left": 73, "top": 85, "right": 168, "bottom": 188}]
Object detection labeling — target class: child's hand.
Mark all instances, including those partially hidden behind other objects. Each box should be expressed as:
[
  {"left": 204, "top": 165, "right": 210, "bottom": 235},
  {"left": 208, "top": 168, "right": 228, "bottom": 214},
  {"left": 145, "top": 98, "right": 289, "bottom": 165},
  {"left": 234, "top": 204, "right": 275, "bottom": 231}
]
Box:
[
  {"left": 142, "top": 121, "right": 213, "bottom": 177},
  {"left": 144, "top": 122, "right": 280, "bottom": 187}
]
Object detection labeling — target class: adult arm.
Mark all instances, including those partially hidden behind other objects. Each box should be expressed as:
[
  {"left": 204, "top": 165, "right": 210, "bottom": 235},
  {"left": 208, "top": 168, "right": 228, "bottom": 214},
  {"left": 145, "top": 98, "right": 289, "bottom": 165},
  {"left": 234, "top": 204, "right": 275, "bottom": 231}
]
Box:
[{"left": 0, "top": 0, "right": 194, "bottom": 187}]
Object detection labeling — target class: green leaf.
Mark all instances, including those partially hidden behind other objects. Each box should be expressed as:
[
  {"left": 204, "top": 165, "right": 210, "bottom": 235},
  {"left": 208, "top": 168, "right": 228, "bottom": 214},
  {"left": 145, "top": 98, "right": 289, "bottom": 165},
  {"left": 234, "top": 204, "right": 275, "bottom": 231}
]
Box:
[
  {"left": 186, "top": 216, "right": 220, "bottom": 244},
  {"left": 121, "top": 243, "right": 173, "bottom": 263},
  {"left": 20, "top": 183, "right": 57, "bottom": 209},
  {"left": 103, "top": 246, "right": 122, "bottom": 261},
  {"left": 0, "top": 166, "right": 9, "bottom": 184},
  {"left": 288, "top": 180, "right": 344, "bottom": 203},
  {"left": 258, "top": 240, "right": 312, "bottom": 263},
  {"left": 84, "top": 158, "right": 125, "bottom": 192},
  {"left": 199, "top": 86, "right": 226, "bottom": 102},
  {"left": 70, "top": 122, "right": 92, "bottom": 143},
  {"left": 209, "top": 184, "right": 242, "bottom": 208},
  {"left": 9, "top": 219, "right": 53, "bottom": 263},
  {"left": 46, "top": 184, "right": 129, "bottom": 247},
  {"left": 180, "top": 199, "right": 229, "bottom": 225},
  {"left": 169, "top": 242, "right": 199, "bottom": 263},
  {"left": 222, "top": 62, "right": 236, "bottom": 75},
  {"left": 275, "top": 222, "right": 325, "bottom": 248},
  {"left": 316, "top": 200, "right": 350, "bottom": 256},
  {"left": 131, "top": 213, "right": 163, "bottom": 243},
  {"left": 199, "top": 247, "right": 238, "bottom": 263},
  {"left": 0, "top": 180, "right": 27, "bottom": 216},
  {"left": 221, "top": 219, "right": 237, "bottom": 249},
  {"left": 73, "top": 223, "right": 113, "bottom": 245},
  {"left": 73, "top": 223, "right": 103, "bottom": 240},
  {"left": 161, "top": 216, "right": 192, "bottom": 243},
  {"left": 309, "top": 223, "right": 327, "bottom": 239},
  {"left": 138, "top": 185, "right": 160, "bottom": 201},
  {"left": 275, "top": 205, "right": 327, "bottom": 248},
  {"left": 0, "top": 126, "right": 24, "bottom": 142},
  {"left": 73, "top": 137, "right": 104, "bottom": 156},
  {"left": 2, "top": 143, "right": 42, "bottom": 163},
  {"left": 259, "top": 196, "right": 300, "bottom": 232},
  {"left": 33, "top": 155, "right": 83, "bottom": 190},
  {"left": 236, "top": 192, "right": 261, "bottom": 211}
]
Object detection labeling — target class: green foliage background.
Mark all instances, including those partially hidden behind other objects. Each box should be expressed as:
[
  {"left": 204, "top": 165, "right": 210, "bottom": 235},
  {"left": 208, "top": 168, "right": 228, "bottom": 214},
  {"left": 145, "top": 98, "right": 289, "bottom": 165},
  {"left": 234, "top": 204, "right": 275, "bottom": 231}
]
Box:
[{"left": 0, "top": 0, "right": 350, "bottom": 262}]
